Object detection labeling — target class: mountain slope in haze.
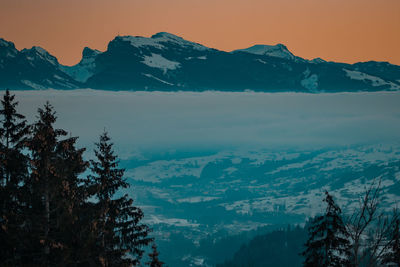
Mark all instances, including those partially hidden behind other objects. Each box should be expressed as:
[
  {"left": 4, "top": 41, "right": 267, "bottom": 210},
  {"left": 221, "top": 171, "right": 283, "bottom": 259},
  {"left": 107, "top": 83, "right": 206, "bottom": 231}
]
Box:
[
  {"left": 217, "top": 226, "right": 307, "bottom": 267},
  {"left": 0, "top": 38, "right": 81, "bottom": 90},
  {"left": 1, "top": 33, "right": 400, "bottom": 92},
  {"left": 122, "top": 144, "right": 400, "bottom": 266}
]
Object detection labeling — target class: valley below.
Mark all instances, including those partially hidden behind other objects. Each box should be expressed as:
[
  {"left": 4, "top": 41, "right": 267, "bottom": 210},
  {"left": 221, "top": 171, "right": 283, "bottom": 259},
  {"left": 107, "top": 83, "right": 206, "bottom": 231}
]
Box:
[{"left": 12, "top": 89, "right": 400, "bottom": 266}]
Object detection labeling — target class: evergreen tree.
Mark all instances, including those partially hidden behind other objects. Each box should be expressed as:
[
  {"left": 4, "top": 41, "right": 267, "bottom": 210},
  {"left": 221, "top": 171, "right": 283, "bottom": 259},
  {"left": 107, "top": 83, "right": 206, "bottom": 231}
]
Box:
[
  {"left": 52, "top": 135, "right": 92, "bottom": 265},
  {"left": 146, "top": 244, "right": 164, "bottom": 267},
  {"left": 302, "top": 191, "right": 351, "bottom": 267},
  {"left": 25, "top": 102, "right": 88, "bottom": 265},
  {"left": 89, "top": 132, "right": 152, "bottom": 266},
  {"left": 0, "top": 89, "right": 29, "bottom": 265}
]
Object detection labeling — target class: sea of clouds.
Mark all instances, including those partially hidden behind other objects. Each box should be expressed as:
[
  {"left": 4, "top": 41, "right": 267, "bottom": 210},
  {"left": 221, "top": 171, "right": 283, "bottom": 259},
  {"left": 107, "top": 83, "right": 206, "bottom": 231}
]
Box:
[{"left": 13, "top": 89, "right": 400, "bottom": 155}]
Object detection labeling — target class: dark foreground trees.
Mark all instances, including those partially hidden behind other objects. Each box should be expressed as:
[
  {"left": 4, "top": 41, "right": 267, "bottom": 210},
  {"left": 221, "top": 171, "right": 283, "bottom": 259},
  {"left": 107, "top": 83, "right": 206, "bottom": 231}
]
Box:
[
  {"left": 0, "top": 90, "right": 29, "bottom": 265},
  {"left": 382, "top": 218, "right": 400, "bottom": 265},
  {"left": 25, "top": 102, "right": 101, "bottom": 265},
  {"left": 0, "top": 90, "right": 153, "bottom": 266},
  {"left": 303, "top": 184, "right": 400, "bottom": 267},
  {"left": 302, "top": 191, "right": 351, "bottom": 267},
  {"left": 345, "top": 180, "right": 400, "bottom": 267},
  {"left": 146, "top": 244, "right": 164, "bottom": 267},
  {"left": 88, "top": 132, "right": 152, "bottom": 266}
]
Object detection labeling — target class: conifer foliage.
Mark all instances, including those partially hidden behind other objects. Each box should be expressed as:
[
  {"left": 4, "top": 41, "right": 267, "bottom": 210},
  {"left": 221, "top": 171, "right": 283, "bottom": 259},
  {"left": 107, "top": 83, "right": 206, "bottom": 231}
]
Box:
[
  {"left": 25, "top": 102, "right": 89, "bottom": 265},
  {"left": 302, "top": 191, "right": 351, "bottom": 267},
  {"left": 146, "top": 243, "right": 164, "bottom": 267},
  {"left": 0, "top": 90, "right": 153, "bottom": 266},
  {"left": 88, "top": 131, "right": 152, "bottom": 266},
  {"left": 0, "top": 90, "right": 29, "bottom": 265}
]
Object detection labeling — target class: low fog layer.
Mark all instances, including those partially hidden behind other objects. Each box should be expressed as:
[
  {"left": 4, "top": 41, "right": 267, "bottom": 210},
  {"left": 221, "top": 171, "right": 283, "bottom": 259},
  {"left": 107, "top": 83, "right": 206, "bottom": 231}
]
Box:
[{"left": 13, "top": 90, "right": 400, "bottom": 153}]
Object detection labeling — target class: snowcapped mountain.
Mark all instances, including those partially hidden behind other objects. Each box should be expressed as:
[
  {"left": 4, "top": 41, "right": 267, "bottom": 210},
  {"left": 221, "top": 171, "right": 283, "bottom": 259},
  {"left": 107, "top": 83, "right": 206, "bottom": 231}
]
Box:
[
  {"left": 21, "top": 46, "right": 59, "bottom": 66},
  {"left": 60, "top": 47, "right": 100, "bottom": 82},
  {"left": 1, "top": 33, "right": 400, "bottom": 92},
  {"left": 233, "top": 43, "right": 298, "bottom": 61},
  {"left": 118, "top": 32, "right": 211, "bottom": 52},
  {"left": 0, "top": 38, "right": 81, "bottom": 90},
  {"left": 0, "top": 38, "right": 18, "bottom": 59}
]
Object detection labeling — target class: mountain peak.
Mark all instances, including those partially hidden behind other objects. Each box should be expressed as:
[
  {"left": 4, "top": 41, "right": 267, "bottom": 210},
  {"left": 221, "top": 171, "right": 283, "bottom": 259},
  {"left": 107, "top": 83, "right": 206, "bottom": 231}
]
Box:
[
  {"left": 234, "top": 44, "right": 295, "bottom": 60},
  {"left": 21, "top": 46, "right": 51, "bottom": 56},
  {"left": 152, "top": 32, "right": 209, "bottom": 51},
  {"left": 151, "top": 32, "right": 183, "bottom": 40},
  {"left": 0, "top": 38, "right": 18, "bottom": 58},
  {"left": 82, "top": 47, "right": 101, "bottom": 59},
  {"left": 110, "top": 32, "right": 209, "bottom": 52},
  {"left": 0, "top": 38, "right": 15, "bottom": 48},
  {"left": 21, "top": 46, "right": 58, "bottom": 65},
  {"left": 310, "top": 57, "right": 326, "bottom": 64},
  {"left": 31, "top": 46, "right": 50, "bottom": 56}
]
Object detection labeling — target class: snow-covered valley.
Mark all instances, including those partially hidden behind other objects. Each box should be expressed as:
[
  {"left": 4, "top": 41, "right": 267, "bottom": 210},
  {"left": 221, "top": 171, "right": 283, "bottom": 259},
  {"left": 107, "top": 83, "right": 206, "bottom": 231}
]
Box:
[{"left": 11, "top": 89, "right": 400, "bottom": 266}]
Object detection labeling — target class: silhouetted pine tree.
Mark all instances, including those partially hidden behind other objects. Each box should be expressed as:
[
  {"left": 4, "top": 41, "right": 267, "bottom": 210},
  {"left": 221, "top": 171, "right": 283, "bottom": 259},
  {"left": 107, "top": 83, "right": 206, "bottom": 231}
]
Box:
[
  {"left": 302, "top": 191, "right": 351, "bottom": 267},
  {"left": 89, "top": 132, "right": 152, "bottom": 266},
  {"left": 52, "top": 135, "right": 92, "bottom": 265},
  {"left": 25, "top": 102, "right": 88, "bottom": 265},
  {"left": 382, "top": 219, "right": 400, "bottom": 266},
  {"left": 146, "top": 244, "right": 164, "bottom": 267},
  {"left": 0, "top": 89, "right": 29, "bottom": 265}
]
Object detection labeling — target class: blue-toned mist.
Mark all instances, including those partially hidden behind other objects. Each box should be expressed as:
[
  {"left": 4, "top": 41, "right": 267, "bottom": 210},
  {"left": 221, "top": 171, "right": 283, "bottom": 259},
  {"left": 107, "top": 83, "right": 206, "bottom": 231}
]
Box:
[
  {"left": 14, "top": 90, "right": 400, "bottom": 152},
  {"left": 13, "top": 90, "right": 400, "bottom": 266}
]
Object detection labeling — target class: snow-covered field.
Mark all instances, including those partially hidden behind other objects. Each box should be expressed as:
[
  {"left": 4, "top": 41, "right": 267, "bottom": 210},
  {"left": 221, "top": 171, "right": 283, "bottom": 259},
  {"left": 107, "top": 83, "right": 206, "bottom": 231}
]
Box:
[{"left": 10, "top": 89, "right": 400, "bottom": 266}]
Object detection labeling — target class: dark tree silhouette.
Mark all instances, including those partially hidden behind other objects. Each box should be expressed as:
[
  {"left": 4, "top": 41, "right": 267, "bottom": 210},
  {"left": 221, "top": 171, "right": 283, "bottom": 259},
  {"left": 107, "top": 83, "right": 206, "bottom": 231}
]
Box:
[
  {"left": 147, "top": 243, "right": 164, "bottom": 267},
  {"left": 0, "top": 91, "right": 154, "bottom": 266},
  {"left": 382, "top": 218, "right": 400, "bottom": 266},
  {"left": 0, "top": 89, "right": 29, "bottom": 265},
  {"left": 345, "top": 180, "right": 400, "bottom": 266},
  {"left": 302, "top": 191, "right": 351, "bottom": 267},
  {"left": 88, "top": 131, "right": 152, "bottom": 266},
  {"left": 25, "top": 102, "right": 88, "bottom": 265}
]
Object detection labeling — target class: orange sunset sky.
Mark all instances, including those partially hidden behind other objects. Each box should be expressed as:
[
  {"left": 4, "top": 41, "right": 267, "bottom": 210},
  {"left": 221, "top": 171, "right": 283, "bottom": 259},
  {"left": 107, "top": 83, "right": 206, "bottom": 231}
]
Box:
[{"left": 1, "top": 0, "right": 399, "bottom": 66}]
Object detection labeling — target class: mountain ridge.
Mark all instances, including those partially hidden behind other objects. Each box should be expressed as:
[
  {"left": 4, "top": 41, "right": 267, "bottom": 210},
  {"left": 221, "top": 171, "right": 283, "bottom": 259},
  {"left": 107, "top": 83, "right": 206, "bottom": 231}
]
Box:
[{"left": 1, "top": 33, "right": 400, "bottom": 92}]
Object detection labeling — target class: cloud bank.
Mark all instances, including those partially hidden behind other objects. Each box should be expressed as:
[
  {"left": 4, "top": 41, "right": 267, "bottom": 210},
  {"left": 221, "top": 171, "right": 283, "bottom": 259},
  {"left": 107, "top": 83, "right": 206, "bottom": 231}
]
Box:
[{"left": 13, "top": 90, "right": 400, "bottom": 153}]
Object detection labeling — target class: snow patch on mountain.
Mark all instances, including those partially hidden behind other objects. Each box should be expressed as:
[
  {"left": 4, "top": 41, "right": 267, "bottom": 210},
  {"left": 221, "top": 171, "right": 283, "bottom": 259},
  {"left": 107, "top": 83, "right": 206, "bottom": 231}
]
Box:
[
  {"left": 21, "top": 80, "right": 47, "bottom": 90},
  {"left": 151, "top": 32, "right": 210, "bottom": 51},
  {"left": 309, "top": 58, "right": 326, "bottom": 64},
  {"left": 0, "top": 39, "right": 18, "bottom": 58},
  {"left": 255, "top": 59, "right": 267, "bottom": 64},
  {"left": 0, "top": 38, "right": 13, "bottom": 47},
  {"left": 0, "top": 41, "right": 17, "bottom": 58},
  {"left": 21, "top": 46, "right": 59, "bottom": 67},
  {"left": 146, "top": 215, "right": 200, "bottom": 228},
  {"left": 142, "top": 53, "right": 180, "bottom": 74},
  {"left": 31, "top": 46, "right": 48, "bottom": 56},
  {"left": 186, "top": 56, "right": 208, "bottom": 60},
  {"left": 60, "top": 65, "right": 93, "bottom": 83},
  {"left": 120, "top": 36, "right": 164, "bottom": 49},
  {"left": 60, "top": 47, "right": 100, "bottom": 83},
  {"left": 118, "top": 32, "right": 210, "bottom": 51},
  {"left": 235, "top": 44, "right": 295, "bottom": 60},
  {"left": 301, "top": 69, "right": 318, "bottom": 91},
  {"left": 143, "top": 73, "right": 174, "bottom": 86},
  {"left": 5, "top": 52, "right": 16, "bottom": 58},
  {"left": 343, "top": 69, "right": 400, "bottom": 90},
  {"left": 177, "top": 196, "right": 221, "bottom": 204},
  {"left": 53, "top": 74, "right": 66, "bottom": 81}
]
